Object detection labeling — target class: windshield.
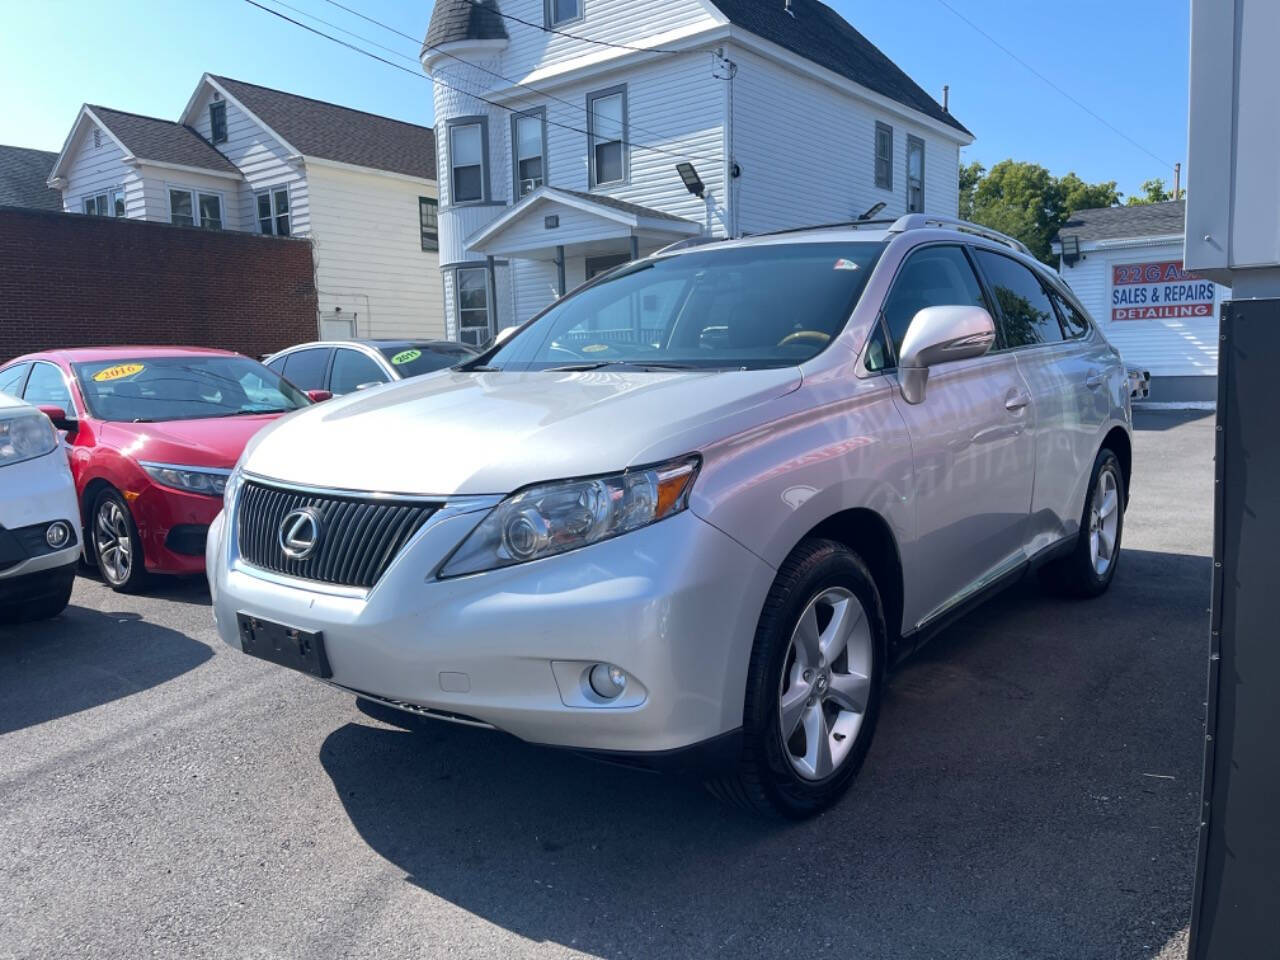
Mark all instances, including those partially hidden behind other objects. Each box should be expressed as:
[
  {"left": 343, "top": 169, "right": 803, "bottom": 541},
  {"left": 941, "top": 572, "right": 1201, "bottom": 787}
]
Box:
[
  {"left": 73, "top": 355, "right": 310, "bottom": 423},
  {"left": 378, "top": 343, "right": 475, "bottom": 378},
  {"left": 476, "top": 242, "right": 883, "bottom": 372}
]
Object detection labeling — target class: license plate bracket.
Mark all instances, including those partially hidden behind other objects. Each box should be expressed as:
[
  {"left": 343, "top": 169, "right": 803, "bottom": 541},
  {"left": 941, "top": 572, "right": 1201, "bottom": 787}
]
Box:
[{"left": 236, "top": 613, "right": 332, "bottom": 679}]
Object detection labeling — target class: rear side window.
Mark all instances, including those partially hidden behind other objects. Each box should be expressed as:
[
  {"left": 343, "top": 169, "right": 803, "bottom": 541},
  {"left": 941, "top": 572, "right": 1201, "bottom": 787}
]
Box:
[
  {"left": 265, "top": 357, "right": 286, "bottom": 376},
  {"left": 0, "top": 363, "right": 30, "bottom": 397},
  {"left": 871, "top": 245, "right": 988, "bottom": 369},
  {"left": 1047, "top": 288, "right": 1091, "bottom": 339},
  {"left": 973, "top": 250, "right": 1064, "bottom": 348},
  {"left": 330, "top": 349, "right": 388, "bottom": 394},
  {"left": 280, "top": 348, "right": 331, "bottom": 391}
]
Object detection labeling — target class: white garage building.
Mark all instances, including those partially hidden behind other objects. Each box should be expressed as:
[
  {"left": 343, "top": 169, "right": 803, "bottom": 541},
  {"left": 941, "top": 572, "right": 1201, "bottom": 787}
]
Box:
[{"left": 1052, "top": 200, "right": 1228, "bottom": 403}]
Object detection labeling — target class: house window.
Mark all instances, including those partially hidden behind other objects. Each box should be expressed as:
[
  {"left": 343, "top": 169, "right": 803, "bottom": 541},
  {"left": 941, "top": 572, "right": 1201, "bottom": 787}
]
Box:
[
  {"left": 256, "top": 189, "right": 290, "bottom": 236},
  {"left": 588, "top": 87, "right": 627, "bottom": 188},
  {"left": 449, "top": 119, "right": 487, "bottom": 203},
  {"left": 875, "top": 122, "right": 893, "bottom": 191},
  {"left": 906, "top": 135, "right": 925, "bottom": 213},
  {"left": 170, "top": 188, "right": 223, "bottom": 228},
  {"left": 545, "top": 0, "right": 583, "bottom": 27},
  {"left": 456, "top": 266, "right": 491, "bottom": 346},
  {"left": 110, "top": 188, "right": 126, "bottom": 217},
  {"left": 512, "top": 109, "right": 545, "bottom": 199},
  {"left": 209, "top": 100, "right": 228, "bottom": 144},
  {"left": 82, "top": 193, "right": 109, "bottom": 216},
  {"left": 419, "top": 197, "right": 438, "bottom": 251}
]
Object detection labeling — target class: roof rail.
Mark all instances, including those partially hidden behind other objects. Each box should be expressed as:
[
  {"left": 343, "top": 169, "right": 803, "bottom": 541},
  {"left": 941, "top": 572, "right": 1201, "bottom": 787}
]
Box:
[
  {"left": 653, "top": 235, "right": 726, "bottom": 256},
  {"left": 887, "top": 214, "right": 1033, "bottom": 256}
]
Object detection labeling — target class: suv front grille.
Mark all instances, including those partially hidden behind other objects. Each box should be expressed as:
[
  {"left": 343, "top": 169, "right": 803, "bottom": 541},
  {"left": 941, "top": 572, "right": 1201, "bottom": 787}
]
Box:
[{"left": 236, "top": 480, "right": 437, "bottom": 589}]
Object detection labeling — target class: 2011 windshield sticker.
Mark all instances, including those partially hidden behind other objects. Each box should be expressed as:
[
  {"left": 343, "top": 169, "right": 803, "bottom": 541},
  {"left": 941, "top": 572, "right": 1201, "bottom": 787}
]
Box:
[
  {"left": 391, "top": 349, "right": 422, "bottom": 365},
  {"left": 833, "top": 259, "right": 861, "bottom": 271},
  {"left": 93, "top": 363, "right": 145, "bottom": 382}
]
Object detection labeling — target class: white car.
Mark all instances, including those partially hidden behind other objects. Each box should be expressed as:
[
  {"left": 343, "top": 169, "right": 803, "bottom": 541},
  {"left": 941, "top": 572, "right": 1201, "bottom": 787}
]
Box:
[{"left": 0, "top": 394, "right": 80, "bottom": 623}]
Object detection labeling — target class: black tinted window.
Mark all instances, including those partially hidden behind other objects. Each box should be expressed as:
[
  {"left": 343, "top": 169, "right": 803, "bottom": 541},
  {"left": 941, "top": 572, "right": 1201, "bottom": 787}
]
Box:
[
  {"left": 377, "top": 344, "right": 470, "bottom": 378},
  {"left": 877, "top": 245, "right": 987, "bottom": 366},
  {"left": 266, "top": 357, "right": 286, "bottom": 375},
  {"left": 1048, "top": 288, "right": 1090, "bottom": 339},
  {"left": 974, "top": 250, "right": 1064, "bottom": 348},
  {"left": 0, "top": 363, "right": 30, "bottom": 397},
  {"left": 281, "top": 349, "right": 331, "bottom": 391},
  {"left": 24, "top": 362, "right": 72, "bottom": 408},
  {"left": 330, "top": 349, "right": 388, "bottom": 394}
]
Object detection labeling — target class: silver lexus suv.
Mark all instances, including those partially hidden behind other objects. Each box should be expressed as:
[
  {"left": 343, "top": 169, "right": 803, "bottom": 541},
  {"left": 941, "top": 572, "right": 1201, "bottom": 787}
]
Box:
[{"left": 207, "top": 216, "right": 1132, "bottom": 818}]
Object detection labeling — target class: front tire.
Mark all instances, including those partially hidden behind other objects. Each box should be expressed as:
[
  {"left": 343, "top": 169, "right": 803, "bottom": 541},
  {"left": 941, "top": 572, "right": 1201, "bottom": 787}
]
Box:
[
  {"left": 1041, "top": 447, "right": 1125, "bottom": 598},
  {"left": 91, "top": 489, "right": 149, "bottom": 593},
  {"left": 706, "top": 538, "right": 886, "bottom": 819}
]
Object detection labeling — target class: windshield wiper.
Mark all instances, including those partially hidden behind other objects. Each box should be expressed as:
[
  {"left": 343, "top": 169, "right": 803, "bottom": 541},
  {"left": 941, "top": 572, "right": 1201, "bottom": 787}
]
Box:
[{"left": 544, "top": 360, "right": 707, "bottom": 372}]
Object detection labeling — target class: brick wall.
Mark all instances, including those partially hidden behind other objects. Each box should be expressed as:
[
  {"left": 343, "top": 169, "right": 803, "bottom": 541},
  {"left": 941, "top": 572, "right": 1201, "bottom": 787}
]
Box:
[{"left": 0, "top": 206, "right": 318, "bottom": 361}]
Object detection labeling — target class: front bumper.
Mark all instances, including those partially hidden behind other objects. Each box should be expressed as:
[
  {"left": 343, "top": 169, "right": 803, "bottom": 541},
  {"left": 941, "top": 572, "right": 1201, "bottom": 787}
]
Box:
[
  {"left": 131, "top": 482, "right": 220, "bottom": 575},
  {"left": 0, "top": 449, "right": 81, "bottom": 580},
  {"left": 208, "top": 503, "right": 776, "bottom": 754}
]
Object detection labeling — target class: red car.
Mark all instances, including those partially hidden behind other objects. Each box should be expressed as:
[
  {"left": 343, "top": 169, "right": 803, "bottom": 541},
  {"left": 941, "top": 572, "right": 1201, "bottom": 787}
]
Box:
[{"left": 0, "top": 347, "right": 317, "bottom": 592}]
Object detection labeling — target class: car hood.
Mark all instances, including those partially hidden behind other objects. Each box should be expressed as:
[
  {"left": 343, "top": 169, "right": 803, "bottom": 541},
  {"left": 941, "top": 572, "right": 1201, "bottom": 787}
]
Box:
[
  {"left": 242, "top": 368, "right": 802, "bottom": 495},
  {"left": 99, "top": 413, "right": 289, "bottom": 469}
]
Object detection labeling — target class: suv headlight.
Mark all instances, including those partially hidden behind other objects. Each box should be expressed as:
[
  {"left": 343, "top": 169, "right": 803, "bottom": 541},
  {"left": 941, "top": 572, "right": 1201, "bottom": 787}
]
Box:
[
  {"left": 0, "top": 412, "right": 58, "bottom": 466},
  {"left": 141, "top": 462, "right": 232, "bottom": 497},
  {"left": 439, "top": 455, "right": 700, "bottom": 577}
]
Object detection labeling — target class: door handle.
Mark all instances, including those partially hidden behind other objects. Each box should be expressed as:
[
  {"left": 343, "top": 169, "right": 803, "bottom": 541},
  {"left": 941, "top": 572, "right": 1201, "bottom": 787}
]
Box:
[
  {"left": 1085, "top": 370, "right": 1105, "bottom": 389},
  {"left": 1005, "top": 393, "right": 1031, "bottom": 412}
]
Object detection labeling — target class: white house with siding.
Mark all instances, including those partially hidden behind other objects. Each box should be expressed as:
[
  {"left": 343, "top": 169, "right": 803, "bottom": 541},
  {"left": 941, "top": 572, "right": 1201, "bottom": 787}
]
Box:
[
  {"left": 1052, "top": 201, "right": 1227, "bottom": 402},
  {"left": 421, "top": 0, "right": 973, "bottom": 345},
  {"left": 47, "top": 77, "right": 444, "bottom": 341}
]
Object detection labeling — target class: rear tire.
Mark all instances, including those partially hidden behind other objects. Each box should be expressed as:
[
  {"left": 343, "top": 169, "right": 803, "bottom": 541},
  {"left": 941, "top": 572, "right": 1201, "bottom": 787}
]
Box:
[
  {"left": 91, "top": 489, "right": 150, "bottom": 593},
  {"left": 1040, "top": 447, "right": 1125, "bottom": 598},
  {"left": 705, "top": 538, "right": 886, "bottom": 819}
]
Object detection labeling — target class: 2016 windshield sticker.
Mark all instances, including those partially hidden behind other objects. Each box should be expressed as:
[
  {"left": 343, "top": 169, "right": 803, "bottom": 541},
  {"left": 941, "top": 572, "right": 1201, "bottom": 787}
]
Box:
[
  {"left": 93, "top": 363, "right": 145, "bottom": 382},
  {"left": 391, "top": 349, "right": 422, "bottom": 365},
  {"left": 833, "top": 259, "right": 861, "bottom": 271}
]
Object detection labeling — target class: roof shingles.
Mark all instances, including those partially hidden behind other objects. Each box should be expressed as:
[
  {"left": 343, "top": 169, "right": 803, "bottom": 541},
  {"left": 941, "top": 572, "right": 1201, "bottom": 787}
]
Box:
[
  {"left": 1057, "top": 201, "right": 1186, "bottom": 245},
  {"left": 424, "top": 0, "right": 506, "bottom": 49},
  {"left": 88, "top": 106, "right": 240, "bottom": 175},
  {"left": 212, "top": 76, "right": 436, "bottom": 180},
  {"left": 0, "top": 145, "right": 61, "bottom": 211}
]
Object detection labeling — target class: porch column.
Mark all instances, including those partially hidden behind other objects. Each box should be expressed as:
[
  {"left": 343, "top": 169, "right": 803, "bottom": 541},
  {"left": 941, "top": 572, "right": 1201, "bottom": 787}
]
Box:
[
  {"left": 485, "top": 255, "right": 498, "bottom": 336},
  {"left": 555, "top": 245, "right": 566, "bottom": 297},
  {"left": 629, "top": 234, "right": 639, "bottom": 261}
]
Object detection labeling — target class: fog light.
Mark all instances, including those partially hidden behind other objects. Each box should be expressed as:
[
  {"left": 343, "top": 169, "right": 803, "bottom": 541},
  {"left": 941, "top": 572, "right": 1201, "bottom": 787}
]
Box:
[
  {"left": 588, "top": 663, "right": 628, "bottom": 700},
  {"left": 46, "top": 521, "right": 72, "bottom": 549}
]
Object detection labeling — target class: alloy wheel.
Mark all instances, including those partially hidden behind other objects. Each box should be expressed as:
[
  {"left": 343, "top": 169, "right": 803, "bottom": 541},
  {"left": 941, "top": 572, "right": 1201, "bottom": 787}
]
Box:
[
  {"left": 95, "top": 500, "right": 133, "bottom": 586},
  {"left": 1089, "top": 467, "right": 1121, "bottom": 576},
  {"left": 777, "top": 587, "right": 873, "bottom": 781}
]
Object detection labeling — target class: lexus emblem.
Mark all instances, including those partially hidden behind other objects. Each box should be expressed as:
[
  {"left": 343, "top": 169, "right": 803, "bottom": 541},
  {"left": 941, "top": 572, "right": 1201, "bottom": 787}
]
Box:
[{"left": 279, "top": 507, "right": 323, "bottom": 560}]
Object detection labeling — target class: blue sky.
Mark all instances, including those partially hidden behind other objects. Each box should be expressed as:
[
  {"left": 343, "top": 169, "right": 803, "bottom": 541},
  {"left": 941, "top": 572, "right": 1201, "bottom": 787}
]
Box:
[{"left": 0, "top": 0, "right": 1187, "bottom": 199}]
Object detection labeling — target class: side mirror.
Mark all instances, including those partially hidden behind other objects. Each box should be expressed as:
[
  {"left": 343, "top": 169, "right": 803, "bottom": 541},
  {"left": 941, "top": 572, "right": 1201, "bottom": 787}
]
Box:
[
  {"left": 37, "top": 405, "right": 75, "bottom": 432},
  {"left": 897, "top": 306, "right": 996, "bottom": 404},
  {"left": 306, "top": 389, "right": 333, "bottom": 403}
]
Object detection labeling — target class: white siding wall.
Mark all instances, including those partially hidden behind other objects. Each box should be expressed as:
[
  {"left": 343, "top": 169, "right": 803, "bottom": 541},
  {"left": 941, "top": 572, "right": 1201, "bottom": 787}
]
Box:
[
  {"left": 728, "top": 44, "right": 962, "bottom": 235},
  {"left": 489, "top": 0, "right": 720, "bottom": 80},
  {"left": 306, "top": 163, "right": 444, "bottom": 340},
  {"left": 59, "top": 122, "right": 146, "bottom": 219},
  {"left": 133, "top": 163, "right": 246, "bottom": 228},
  {"left": 1059, "top": 239, "right": 1227, "bottom": 378},
  {"left": 188, "top": 84, "right": 310, "bottom": 237}
]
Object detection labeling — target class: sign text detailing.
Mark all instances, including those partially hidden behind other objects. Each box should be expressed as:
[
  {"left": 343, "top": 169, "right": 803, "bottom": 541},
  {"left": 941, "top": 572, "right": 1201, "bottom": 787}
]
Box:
[{"left": 1112, "top": 260, "right": 1216, "bottom": 321}]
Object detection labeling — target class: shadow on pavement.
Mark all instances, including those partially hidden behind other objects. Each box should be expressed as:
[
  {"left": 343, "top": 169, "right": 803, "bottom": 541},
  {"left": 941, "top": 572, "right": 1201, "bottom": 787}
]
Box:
[
  {"left": 320, "top": 547, "right": 1209, "bottom": 960},
  {"left": 0, "top": 603, "right": 213, "bottom": 735},
  {"left": 73, "top": 569, "right": 212, "bottom": 607}
]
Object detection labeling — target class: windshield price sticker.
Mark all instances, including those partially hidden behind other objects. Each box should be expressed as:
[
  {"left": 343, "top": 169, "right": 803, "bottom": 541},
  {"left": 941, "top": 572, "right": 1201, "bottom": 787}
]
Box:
[
  {"left": 833, "top": 258, "right": 861, "bottom": 271},
  {"left": 391, "top": 349, "right": 422, "bottom": 365},
  {"left": 93, "top": 363, "right": 146, "bottom": 382}
]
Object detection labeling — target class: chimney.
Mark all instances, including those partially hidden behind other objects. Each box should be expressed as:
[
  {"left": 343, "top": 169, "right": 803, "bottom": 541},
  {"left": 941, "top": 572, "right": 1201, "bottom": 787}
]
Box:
[{"left": 942, "top": 85, "right": 950, "bottom": 113}]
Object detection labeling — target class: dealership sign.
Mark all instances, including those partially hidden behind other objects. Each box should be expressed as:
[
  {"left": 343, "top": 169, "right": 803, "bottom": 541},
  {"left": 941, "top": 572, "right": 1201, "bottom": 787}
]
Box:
[{"left": 1112, "top": 260, "right": 1216, "bottom": 321}]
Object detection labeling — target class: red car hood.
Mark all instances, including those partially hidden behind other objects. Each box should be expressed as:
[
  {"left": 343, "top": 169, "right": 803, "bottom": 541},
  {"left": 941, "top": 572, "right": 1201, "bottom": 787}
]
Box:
[{"left": 97, "top": 414, "right": 287, "bottom": 469}]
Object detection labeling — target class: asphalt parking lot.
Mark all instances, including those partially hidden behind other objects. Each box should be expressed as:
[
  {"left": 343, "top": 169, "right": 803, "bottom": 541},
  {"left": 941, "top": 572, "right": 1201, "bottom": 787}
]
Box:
[{"left": 0, "top": 409, "right": 1213, "bottom": 960}]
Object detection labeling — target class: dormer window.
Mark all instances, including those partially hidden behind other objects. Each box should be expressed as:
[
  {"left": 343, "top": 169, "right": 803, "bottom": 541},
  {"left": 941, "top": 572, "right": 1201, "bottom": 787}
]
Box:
[
  {"left": 448, "top": 117, "right": 489, "bottom": 204},
  {"left": 545, "top": 0, "right": 583, "bottom": 27},
  {"left": 209, "top": 100, "right": 227, "bottom": 145}
]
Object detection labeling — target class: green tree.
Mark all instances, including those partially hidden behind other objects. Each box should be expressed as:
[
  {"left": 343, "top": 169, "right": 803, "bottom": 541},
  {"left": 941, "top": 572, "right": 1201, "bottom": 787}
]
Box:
[
  {"left": 1126, "top": 178, "right": 1178, "bottom": 205},
  {"left": 962, "top": 159, "right": 1121, "bottom": 264}
]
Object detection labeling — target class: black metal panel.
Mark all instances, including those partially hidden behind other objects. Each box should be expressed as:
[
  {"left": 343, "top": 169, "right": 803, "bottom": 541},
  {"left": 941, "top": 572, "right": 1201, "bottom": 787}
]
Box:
[
  {"left": 236, "top": 481, "right": 436, "bottom": 589},
  {"left": 1191, "top": 299, "right": 1280, "bottom": 958}
]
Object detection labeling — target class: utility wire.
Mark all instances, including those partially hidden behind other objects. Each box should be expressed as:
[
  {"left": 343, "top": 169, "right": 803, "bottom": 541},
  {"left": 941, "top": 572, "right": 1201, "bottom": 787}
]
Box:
[
  {"left": 266, "top": 0, "right": 423, "bottom": 64},
  {"left": 314, "top": 0, "right": 725, "bottom": 169},
  {"left": 458, "top": 0, "right": 686, "bottom": 55},
  {"left": 932, "top": 0, "right": 1176, "bottom": 169},
  {"left": 243, "top": 0, "right": 723, "bottom": 170}
]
